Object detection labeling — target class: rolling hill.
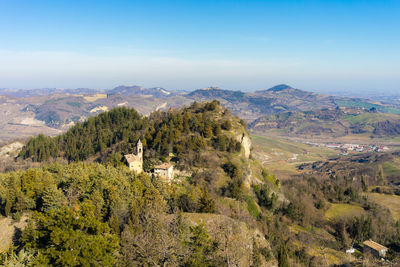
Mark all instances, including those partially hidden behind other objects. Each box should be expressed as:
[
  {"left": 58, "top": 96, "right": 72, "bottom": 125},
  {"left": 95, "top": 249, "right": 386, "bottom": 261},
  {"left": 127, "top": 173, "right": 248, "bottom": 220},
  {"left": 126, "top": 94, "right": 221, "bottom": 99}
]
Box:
[
  {"left": 249, "top": 106, "right": 400, "bottom": 139},
  {"left": 108, "top": 85, "right": 173, "bottom": 97},
  {"left": 1, "top": 83, "right": 400, "bottom": 141}
]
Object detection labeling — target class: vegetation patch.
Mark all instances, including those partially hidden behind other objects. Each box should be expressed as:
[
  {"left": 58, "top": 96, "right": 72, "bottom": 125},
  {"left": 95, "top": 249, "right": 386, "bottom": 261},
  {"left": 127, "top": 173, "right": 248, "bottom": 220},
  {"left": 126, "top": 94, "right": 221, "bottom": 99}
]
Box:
[
  {"left": 66, "top": 101, "right": 82, "bottom": 108},
  {"left": 336, "top": 100, "right": 400, "bottom": 114},
  {"left": 325, "top": 203, "right": 365, "bottom": 220},
  {"left": 382, "top": 162, "right": 400, "bottom": 177},
  {"left": 244, "top": 195, "right": 260, "bottom": 219}
]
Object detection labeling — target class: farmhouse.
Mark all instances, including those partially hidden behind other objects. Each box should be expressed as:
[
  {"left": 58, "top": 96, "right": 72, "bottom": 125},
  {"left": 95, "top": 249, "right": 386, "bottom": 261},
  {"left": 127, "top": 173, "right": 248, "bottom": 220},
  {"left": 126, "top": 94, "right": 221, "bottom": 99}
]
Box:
[
  {"left": 363, "top": 240, "right": 388, "bottom": 258},
  {"left": 124, "top": 140, "right": 143, "bottom": 174},
  {"left": 154, "top": 163, "right": 174, "bottom": 181}
]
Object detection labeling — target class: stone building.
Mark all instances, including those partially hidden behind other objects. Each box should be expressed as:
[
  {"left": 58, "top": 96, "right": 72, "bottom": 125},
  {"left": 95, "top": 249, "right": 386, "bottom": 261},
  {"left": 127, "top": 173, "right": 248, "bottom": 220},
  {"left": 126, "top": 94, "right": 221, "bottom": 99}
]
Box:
[
  {"left": 124, "top": 140, "right": 143, "bottom": 174},
  {"left": 154, "top": 163, "right": 174, "bottom": 181},
  {"left": 363, "top": 240, "right": 388, "bottom": 258}
]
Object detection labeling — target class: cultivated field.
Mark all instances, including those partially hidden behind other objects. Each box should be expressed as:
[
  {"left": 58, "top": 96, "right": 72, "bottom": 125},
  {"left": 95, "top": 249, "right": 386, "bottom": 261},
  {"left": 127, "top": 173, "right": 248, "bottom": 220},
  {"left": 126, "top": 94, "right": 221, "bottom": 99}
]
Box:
[
  {"left": 367, "top": 193, "right": 400, "bottom": 220},
  {"left": 250, "top": 134, "right": 337, "bottom": 178}
]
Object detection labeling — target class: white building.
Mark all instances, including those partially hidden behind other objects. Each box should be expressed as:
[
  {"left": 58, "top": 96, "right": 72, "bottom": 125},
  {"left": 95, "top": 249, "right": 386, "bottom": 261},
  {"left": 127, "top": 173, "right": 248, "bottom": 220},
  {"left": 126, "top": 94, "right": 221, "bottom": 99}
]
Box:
[{"left": 154, "top": 163, "right": 174, "bottom": 181}]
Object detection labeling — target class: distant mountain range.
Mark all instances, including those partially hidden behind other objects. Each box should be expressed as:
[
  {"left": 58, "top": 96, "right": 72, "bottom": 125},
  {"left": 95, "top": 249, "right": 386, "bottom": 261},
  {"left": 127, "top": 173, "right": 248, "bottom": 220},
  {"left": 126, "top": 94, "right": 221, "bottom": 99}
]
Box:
[
  {"left": 186, "top": 84, "right": 400, "bottom": 120},
  {"left": 0, "top": 88, "right": 105, "bottom": 97},
  {"left": 0, "top": 85, "right": 175, "bottom": 98},
  {"left": 186, "top": 84, "right": 337, "bottom": 120},
  {"left": 1, "top": 84, "right": 400, "bottom": 141}
]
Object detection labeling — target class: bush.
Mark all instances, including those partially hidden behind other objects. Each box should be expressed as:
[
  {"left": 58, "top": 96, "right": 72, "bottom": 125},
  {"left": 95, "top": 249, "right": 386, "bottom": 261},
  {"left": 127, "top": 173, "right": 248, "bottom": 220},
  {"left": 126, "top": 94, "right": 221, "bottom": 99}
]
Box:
[
  {"left": 245, "top": 195, "right": 260, "bottom": 219},
  {"left": 12, "top": 212, "right": 21, "bottom": 222}
]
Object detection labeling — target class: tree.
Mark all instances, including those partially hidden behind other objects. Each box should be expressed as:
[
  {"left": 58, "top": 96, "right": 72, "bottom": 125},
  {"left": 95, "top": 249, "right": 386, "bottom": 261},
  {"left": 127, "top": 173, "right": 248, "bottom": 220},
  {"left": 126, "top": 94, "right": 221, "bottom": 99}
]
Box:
[
  {"left": 213, "top": 124, "right": 222, "bottom": 136},
  {"left": 21, "top": 202, "right": 119, "bottom": 266},
  {"left": 222, "top": 120, "right": 232, "bottom": 130},
  {"left": 253, "top": 184, "right": 277, "bottom": 210},
  {"left": 225, "top": 178, "right": 244, "bottom": 200},
  {"left": 222, "top": 162, "right": 241, "bottom": 179},
  {"left": 251, "top": 238, "right": 262, "bottom": 267},
  {"left": 198, "top": 187, "right": 215, "bottom": 213},
  {"left": 377, "top": 169, "right": 385, "bottom": 185},
  {"left": 185, "top": 223, "right": 218, "bottom": 266},
  {"left": 361, "top": 176, "right": 368, "bottom": 192},
  {"left": 204, "top": 125, "right": 213, "bottom": 138},
  {"left": 278, "top": 241, "right": 289, "bottom": 267},
  {"left": 40, "top": 186, "right": 64, "bottom": 212}
]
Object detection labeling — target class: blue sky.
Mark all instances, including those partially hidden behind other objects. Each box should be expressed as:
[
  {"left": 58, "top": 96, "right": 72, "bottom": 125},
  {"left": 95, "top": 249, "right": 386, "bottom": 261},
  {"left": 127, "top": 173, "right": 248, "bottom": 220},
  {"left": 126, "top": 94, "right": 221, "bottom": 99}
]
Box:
[{"left": 0, "top": 0, "right": 399, "bottom": 92}]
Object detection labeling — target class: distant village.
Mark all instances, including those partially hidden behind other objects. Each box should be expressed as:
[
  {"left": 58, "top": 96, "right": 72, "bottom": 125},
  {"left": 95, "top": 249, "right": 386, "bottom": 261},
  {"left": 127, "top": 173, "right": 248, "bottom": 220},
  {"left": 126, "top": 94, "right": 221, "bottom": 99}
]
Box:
[{"left": 304, "top": 141, "right": 389, "bottom": 154}]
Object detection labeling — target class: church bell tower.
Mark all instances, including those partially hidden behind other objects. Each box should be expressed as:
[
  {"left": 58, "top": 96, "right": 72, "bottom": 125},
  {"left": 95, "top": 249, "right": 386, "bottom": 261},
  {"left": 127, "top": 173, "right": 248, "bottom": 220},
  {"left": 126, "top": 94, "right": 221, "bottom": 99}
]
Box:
[{"left": 137, "top": 139, "right": 143, "bottom": 159}]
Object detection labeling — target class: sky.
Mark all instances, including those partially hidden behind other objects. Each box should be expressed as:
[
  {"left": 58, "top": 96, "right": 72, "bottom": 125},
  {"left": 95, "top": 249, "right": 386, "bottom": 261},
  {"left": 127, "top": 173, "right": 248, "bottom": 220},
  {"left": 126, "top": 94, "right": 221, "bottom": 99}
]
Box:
[{"left": 0, "top": 0, "right": 399, "bottom": 93}]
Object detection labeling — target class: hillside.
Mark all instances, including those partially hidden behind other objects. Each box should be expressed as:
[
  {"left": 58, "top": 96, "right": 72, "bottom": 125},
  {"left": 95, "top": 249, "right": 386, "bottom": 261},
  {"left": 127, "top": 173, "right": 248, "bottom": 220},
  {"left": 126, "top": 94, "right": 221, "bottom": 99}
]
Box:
[
  {"left": 186, "top": 84, "right": 339, "bottom": 121},
  {"left": 187, "top": 84, "right": 400, "bottom": 121},
  {"left": 249, "top": 106, "right": 400, "bottom": 139},
  {"left": 298, "top": 150, "right": 400, "bottom": 185},
  {"left": 188, "top": 87, "right": 245, "bottom": 102},
  {"left": 1, "top": 101, "right": 281, "bottom": 266},
  {"left": 2, "top": 101, "right": 400, "bottom": 265}
]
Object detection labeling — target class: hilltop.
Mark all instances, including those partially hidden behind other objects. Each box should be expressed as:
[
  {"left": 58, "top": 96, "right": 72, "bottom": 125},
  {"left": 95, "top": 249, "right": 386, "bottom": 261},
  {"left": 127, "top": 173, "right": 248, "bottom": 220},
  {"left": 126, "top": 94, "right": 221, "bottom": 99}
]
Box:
[
  {"left": 18, "top": 101, "right": 250, "bottom": 164},
  {"left": 188, "top": 86, "right": 245, "bottom": 102},
  {"left": 108, "top": 85, "right": 173, "bottom": 98}
]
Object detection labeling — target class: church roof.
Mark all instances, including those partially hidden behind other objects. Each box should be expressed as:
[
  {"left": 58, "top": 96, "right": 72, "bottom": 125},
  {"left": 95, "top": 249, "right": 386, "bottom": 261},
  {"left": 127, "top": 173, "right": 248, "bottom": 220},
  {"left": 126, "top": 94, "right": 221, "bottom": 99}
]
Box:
[{"left": 124, "top": 153, "right": 141, "bottom": 163}]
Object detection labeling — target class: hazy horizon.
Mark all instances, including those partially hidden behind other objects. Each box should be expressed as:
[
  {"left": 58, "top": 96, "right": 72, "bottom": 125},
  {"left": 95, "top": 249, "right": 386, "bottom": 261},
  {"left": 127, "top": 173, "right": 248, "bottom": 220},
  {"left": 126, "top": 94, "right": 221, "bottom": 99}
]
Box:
[
  {"left": 2, "top": 83, "right": 400, "bottom": 98},
  {"left": 1, "top": 0, "right": 399, "bottom": 93}
]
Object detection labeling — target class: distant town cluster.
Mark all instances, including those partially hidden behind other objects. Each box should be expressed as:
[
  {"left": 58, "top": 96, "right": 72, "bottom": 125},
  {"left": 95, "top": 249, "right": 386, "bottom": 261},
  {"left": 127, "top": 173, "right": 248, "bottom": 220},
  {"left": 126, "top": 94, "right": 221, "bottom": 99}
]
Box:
[{"left": 304, "top": 142, "right": 389, "bottom": 153}]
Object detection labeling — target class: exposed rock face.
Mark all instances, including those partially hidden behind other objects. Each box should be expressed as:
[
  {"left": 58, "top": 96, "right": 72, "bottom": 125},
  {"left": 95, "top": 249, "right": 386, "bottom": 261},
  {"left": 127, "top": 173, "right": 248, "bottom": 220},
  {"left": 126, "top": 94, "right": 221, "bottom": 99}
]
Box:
[
  {"left": 237, "top": 133, "right": 252, "bottom": 159},
  {"left": 0, "top": 142, "right": 24, "bottom": 158}
]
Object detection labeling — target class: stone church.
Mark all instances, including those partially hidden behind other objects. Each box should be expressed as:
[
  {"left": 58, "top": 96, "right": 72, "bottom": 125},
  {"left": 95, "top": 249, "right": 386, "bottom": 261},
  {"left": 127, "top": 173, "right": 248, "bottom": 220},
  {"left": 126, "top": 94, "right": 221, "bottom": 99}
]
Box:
[{"left": 124, "top": 140, "right": 143, "bottom": 173}]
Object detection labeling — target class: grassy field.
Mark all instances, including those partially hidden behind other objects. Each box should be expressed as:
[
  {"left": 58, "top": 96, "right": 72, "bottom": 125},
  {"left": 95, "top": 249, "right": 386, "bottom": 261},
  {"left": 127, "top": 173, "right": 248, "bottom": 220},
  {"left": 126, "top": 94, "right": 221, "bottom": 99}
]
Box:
[
  {"left": 250, "top": 134, "right": 337, "bottom": 177},
  {"left": 308, "top": 245, "right": 350, "bottom": 266},
  {"left": 291, "top": 237, "right": 351, "bottom": 266},
  {"left": 325, "top": 203, "right": 365, "bottom": 220},
  {"left": 367, "top": 193, "right": 400, "bottom": 220},
  {"left": 344, "top": 112, "right": 400, "bottom": 124},
  {"left": 336, "top": 100, "right": 400, "bottom": 114},
  {"left": 382, "top": 162, "right": 400, "bottom": 177},
  {"left": 290, "top": 224, "right": 336, "bottom": 242}
]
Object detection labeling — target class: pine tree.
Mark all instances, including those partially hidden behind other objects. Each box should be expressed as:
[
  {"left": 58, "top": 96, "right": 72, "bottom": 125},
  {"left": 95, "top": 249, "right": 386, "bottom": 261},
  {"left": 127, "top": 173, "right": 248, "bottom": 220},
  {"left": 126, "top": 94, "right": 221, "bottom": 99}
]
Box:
[
  {"left": 198, "top": 187, "right": 215, "bottom": 213},
  {"left": 278, "top": 241, "right": 289, "bottom": 267}
]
